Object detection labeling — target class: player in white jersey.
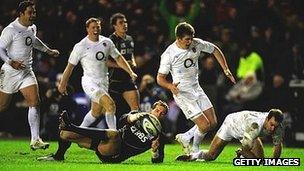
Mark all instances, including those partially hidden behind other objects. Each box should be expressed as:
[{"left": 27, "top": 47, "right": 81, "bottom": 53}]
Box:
[
  {"left": 157, "top": 22, "right": 236, "bottom": 154},
  {"left": 58, "top": 18, "right": 137, "bottom": 131},
  {"left": 0, "top": 1, "right": 59, "bottom": 150},
  {"left": 176, "top": 109, "right": 284, "bottom": 161}
]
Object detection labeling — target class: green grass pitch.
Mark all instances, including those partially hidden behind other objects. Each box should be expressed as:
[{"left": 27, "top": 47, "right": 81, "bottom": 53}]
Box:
[{"left": 0, "top": 139, "right": 302, "bottom": 171}]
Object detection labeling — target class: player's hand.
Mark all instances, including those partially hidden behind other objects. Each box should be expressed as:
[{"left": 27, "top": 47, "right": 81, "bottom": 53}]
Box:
[
  {"left": 58, "top": 83, "right": 68, "bottom": 96},
  {"left": 10, "top": 60, "right": 26, "bottom": 70},
  {"left": 224, "top": 69, "right": 236, "bottom": 84},
  {"left": 128, "top": 113, "right": 145, "bottom": 123},
  {"left": 151, "top": 137, "right": 160, "bottom": 152},
  {"left": 130, "top": 72, "right": 138, "bottom": 82},
  {"left": 47, "top": 49, "right": 60, "bottom": 57},
  {"left": 169, "top": 82, "right": 179, "bottom": 95}
]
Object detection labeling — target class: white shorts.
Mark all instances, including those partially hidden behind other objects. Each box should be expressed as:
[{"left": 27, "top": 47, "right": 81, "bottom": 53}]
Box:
[
  {"left": 81, "top": 76, "right": 109, "bottom": 103},
  {"left": 0, "top": 66, "right": 37, "bottom": 94},
  {"left": 174, "top": 84, "right": 213, "bottom": 120},
  {"left": 216, "top": 116, "right": 234, "bottom": 141}
]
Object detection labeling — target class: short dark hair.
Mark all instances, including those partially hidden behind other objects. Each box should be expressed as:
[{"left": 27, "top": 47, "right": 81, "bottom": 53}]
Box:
[
  {"left": 175, "top": 22, "right": 195, "bottom": 38},
  {"left": 152, "top": 100, "right": 169, "bottom": 115},
  {"left": 85, "top": 17, "right": 101, "bottom": 28},
  {"left": 110, "top": 13, "right": 126, "bottom": 26},
  {"left": 17, "top": 1, "right": 34, "bottom": 15},
  {"left": 267, "top": 109, "right": 284, "bottom": 123}
]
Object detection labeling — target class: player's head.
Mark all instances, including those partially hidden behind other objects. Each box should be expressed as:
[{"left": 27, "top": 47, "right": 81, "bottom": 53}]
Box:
[
  {"left": 151, "top": 100, "right": 168, "bottom": 119},
  {"left": 264, "top": 109, "right": 284, "bottom": 134},
  {"left": 85, "top": 18, "right": 101, "bottom": 40},
  {"left": 17, "top": 1, "right": 36, "bottom": 26},
  {"left": 110, "top": 13, "right": 128, "bottom": 34},
  {"left": 175, "top": 22, "right": 195, "bottom": 49}
]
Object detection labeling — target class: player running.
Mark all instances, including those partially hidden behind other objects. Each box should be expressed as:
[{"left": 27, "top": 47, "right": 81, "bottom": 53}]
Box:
[
  {"left": 58, "top": 17, "right": 137, "bottom": 130},
  {"left": 157, "top": 22, "right": 235, "bottom": 154},
  {"left": 0, "top": 1, "right": 59, "bottom": 150}
]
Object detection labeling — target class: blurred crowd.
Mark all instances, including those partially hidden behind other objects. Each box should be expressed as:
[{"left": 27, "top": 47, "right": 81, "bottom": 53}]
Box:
[{"left": 0, "top": 0, "right": 303, "bottom": 142}]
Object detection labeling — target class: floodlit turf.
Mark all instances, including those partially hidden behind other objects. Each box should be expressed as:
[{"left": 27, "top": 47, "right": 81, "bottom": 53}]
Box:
[{"left": 0, "top": 139, "right": 303, "bottom": 171}]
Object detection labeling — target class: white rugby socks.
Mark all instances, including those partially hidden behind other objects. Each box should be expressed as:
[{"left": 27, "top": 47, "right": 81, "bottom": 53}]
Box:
[
  {"left": 80, "top": 111, "right": 96, "bottom": 127},
  {"left": 28, "top": 106, "right": 40, "bottom": 142},
  {"left": 105, "top": 112, "right": 116, "bottom": 130},
  {"left": 183, "top": 125, "right": 197, "bottom": 141},
  {"left": 193, "top": 128, "right": 206, "bottom": 153}
]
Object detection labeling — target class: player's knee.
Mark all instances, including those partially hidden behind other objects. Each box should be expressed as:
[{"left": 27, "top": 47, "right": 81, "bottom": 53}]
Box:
[
  {"left": 27, "top": 99, "right": 40, "bottom": 107},
  {"left": 60, "top": 131, "right": 72, "bottom": 140},
  {"left": 105, "top": 101, "right": 116, "bottom": 113},
  {"left": 107, "top": 131, "right": 120, "bottom": 140},
  {"left": 210, "top": 120, "right": 218, "bottom": 130},
  {"left": 197, "top": 121, "right": 210, "bottom": 133}
]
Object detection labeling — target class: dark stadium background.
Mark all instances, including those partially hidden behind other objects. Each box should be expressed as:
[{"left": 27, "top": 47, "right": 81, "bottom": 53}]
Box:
[{"left": 0, "top": 0, "right": 303, "bottom": 147}]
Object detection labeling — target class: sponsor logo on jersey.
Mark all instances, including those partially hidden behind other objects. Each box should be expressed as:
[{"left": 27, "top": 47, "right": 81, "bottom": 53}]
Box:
[
  {"left": 95, "top": 51, "right": 105, "bottom": 61},
  {"left": 25, "top": 36, "right": 32, "bottom": 46},
  {"left": 130, "top": 125, "right": 148, "bottom": 143}
]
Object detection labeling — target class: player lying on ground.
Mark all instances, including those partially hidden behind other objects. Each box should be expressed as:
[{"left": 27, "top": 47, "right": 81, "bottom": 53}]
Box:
[
  {"left": 176, "top": 109, "right": 284, "bottom": 161},
  {"left": 38, "top": 101, "right": 168, "bottom": 163}
]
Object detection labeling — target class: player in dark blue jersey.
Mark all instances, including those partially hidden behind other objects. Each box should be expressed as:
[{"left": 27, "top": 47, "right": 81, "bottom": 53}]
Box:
[
  {"left": 108, "top": 13, "right": 140, "bottom": 116},
  {"left": 37, "top": 101, "right": 168, "bottom": 163}
]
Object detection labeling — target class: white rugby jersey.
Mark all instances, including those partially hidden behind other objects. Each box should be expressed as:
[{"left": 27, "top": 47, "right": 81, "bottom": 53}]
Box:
[
  {"left": 158, "top": 38, "right": 214, "bottom": 87},
  {"left": 0, "top": 18, "right": 38, "bottom": 70},
  {"left": 225, "top": 111, "right": 283, "bottom": 145},
  {"left": 68, "top": 35, "right": 120, "bottom": 80}
]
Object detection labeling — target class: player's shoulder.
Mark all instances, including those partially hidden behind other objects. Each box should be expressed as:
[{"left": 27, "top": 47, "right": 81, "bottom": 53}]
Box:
[
  {"left": 98, "top": 35, "right": 111, "bottom": 43},
  {"left": 125, "top": 34, "right": 133, "bottom": 41},
  {"left": 108, "top": 33, "right": 116, "bottom": 40},
  {"left": 161, "top": 43, "right": 179, "bottom": 60},
  {"left": 73, "top": 37, "right": 88, "bottom": 50},
  {"left": 2, "top": 22, "right": 18, "bottom": 34},
  {"left": 193, "top": 38, "right": 211, "bottom": 45}
]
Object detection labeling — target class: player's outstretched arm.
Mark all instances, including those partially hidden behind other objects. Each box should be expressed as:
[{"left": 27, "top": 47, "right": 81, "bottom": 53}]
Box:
[
  {"left": 114, "top": 55, "right": 137, "bottom": 81},
  {"left": 58, "top": 63, "right": 75, "bottom": 95},
  {"left": 33, "top": 37, "right": 60, "bottom": 57},
  {"left": 212, "top": 45, "right": 236, "bottom": 84}
]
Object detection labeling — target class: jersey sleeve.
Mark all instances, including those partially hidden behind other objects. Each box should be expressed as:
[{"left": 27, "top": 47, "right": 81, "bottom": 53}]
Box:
[
  {"left": 158, "top": 50, "right": 171, "bottom": 75},
  {"left": 196, "top": 39, "right": 215, "bottom": 54},
  {"left": 109, "top": 40, "right": 121, "bottom": 59},
  {"left": 68, "top": 44, "right": 82, "bottom": 65},
  {"left": 118, "top": 114, "right": 130, "bottom": 128},
  {"left": 0, "top": 27, "right": 14, "bottom": 49}
]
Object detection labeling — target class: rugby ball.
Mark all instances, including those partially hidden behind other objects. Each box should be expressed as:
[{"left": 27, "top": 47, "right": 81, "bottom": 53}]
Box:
[{"left": 141, "top": 114, "right": 162, "bottom": 139}]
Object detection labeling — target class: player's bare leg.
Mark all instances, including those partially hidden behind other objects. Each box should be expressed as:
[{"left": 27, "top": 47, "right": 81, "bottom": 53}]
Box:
[
  {"left": 122, "top": 89, "right": 140, "bottom": 112},
  {"left": 20, "top": 84, "right": 49, "bottom": 150},
  {"left": 0, "top": 91, "right": 12, "bottom": 112}
]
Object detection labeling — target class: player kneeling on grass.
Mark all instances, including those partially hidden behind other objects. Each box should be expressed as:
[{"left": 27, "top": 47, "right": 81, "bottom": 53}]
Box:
[
  {"left": 176, "top": 109, "right": 284, "bottom": 161},
  {"left": 38, "top": 101, "right": 168, "bottom": 163}
]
